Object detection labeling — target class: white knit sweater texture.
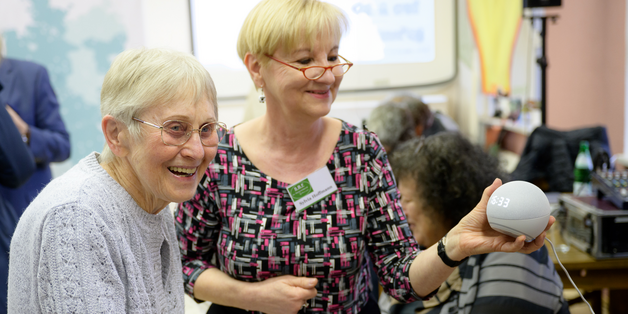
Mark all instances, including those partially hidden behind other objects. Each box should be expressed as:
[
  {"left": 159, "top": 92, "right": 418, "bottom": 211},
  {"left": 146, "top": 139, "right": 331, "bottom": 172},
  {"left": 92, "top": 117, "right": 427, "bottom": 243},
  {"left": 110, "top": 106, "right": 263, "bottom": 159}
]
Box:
[{"left": 7, "top": 152, "right": 184, "bottom": 313}]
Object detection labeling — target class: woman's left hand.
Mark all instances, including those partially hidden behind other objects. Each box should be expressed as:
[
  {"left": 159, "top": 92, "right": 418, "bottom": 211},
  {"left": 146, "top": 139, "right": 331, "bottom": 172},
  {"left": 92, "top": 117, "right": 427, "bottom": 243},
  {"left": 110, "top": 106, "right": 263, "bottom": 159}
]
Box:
[{"left": 443, "top": 178, "right": 555, "bottom": 261}]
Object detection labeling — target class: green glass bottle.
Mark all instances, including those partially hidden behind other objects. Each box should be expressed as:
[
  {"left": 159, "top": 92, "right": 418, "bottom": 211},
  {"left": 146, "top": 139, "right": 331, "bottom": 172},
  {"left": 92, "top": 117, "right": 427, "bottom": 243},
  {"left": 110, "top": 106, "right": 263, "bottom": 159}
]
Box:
[{"left": 573, "top": 140, "right": 594, "bottom": 196}]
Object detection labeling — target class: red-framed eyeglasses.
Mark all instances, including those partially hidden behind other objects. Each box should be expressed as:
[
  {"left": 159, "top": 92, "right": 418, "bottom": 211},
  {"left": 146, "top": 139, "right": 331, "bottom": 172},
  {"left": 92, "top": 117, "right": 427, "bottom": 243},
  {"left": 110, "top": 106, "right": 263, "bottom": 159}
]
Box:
[{"left": 265, "top": 55, "right": 353, "bottom": 80}]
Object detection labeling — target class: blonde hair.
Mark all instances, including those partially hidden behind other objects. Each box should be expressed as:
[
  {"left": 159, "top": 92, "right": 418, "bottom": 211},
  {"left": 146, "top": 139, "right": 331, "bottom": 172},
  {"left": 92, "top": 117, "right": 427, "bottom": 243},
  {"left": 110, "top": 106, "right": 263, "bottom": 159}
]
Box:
[
  {"left": 99, "top": 48, "right": 217, "bottom": 163},
  {"left": 236, "top": 0, "right": 348, "bottom": 64}
]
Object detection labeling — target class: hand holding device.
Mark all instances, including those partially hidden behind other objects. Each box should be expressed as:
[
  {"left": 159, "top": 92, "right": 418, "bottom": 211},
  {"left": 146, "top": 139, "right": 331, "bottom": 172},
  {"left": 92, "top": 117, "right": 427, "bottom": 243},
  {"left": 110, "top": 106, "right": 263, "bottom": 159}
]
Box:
[{"left": 486, "top": 180, "right": 595, "bottom": 313}]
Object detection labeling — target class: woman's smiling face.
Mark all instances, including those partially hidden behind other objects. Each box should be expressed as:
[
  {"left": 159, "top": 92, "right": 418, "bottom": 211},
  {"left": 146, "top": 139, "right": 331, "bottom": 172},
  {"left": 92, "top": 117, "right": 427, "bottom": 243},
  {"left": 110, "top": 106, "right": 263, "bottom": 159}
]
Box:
[
  {"left": 261, "top": 34, "right": 344, "bottom": 120},
  {"left": 125, "top": 97, "right": 218, "bottom": 206}
]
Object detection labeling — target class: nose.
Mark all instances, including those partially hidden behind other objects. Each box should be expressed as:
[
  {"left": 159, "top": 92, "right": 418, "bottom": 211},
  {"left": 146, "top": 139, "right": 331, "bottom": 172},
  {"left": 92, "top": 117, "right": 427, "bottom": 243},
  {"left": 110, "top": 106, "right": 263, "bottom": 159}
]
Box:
[
  {"left": 181, "top": 131, "right": 205, "bottom": 159},
  {"left": 314, "top": 67, "right": 336, "bottom": 84}
]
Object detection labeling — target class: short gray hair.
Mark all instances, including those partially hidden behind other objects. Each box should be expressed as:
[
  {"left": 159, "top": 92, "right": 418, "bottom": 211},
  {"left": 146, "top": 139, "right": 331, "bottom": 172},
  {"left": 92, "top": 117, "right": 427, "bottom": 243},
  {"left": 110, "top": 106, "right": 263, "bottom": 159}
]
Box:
[
  {"left": 367, "top": 100, "right": 415, "bottom": 153},
  {"left": 99, "top": 48, "right": 217, "bottom": 163}
]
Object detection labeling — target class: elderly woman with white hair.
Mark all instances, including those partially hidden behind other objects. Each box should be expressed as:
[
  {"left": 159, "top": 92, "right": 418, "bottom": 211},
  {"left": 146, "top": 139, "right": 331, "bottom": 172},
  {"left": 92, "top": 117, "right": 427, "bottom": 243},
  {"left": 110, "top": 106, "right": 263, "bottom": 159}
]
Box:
[{"left": 7, "top": 48, "right": 226, "bottom": 313}]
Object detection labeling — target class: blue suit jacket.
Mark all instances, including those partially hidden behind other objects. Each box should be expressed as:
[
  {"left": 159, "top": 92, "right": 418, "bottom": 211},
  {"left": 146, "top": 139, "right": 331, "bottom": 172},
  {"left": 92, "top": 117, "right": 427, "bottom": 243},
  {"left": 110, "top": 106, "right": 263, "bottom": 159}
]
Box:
[
  {"left": 0, "top": 104, "right": 36, "bottom": 314},
  {"left": 0, "top": 58, "right": 70, "bottom": 215}
]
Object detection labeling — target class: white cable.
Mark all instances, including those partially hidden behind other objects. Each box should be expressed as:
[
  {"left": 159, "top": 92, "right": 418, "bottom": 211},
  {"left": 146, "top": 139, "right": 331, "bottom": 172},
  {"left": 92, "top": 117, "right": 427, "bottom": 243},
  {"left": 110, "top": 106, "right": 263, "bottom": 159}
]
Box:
[{"left": 545, "top": 238, "right": 595, "bottom": 314}]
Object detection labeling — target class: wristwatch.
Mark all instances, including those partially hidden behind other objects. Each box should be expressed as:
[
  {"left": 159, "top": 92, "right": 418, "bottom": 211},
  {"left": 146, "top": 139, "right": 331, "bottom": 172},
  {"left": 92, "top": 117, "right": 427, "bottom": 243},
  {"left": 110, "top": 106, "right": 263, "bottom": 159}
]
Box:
[{"left": 437, "top": 234, "right": 468, "bottom": 267}]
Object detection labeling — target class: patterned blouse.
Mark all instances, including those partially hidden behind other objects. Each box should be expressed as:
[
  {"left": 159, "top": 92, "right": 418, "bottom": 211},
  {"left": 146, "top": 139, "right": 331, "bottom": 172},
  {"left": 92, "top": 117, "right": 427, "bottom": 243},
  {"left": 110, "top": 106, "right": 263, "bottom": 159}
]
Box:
[{"left": 176, "top": 121, "right": 423, "bottom": 313}]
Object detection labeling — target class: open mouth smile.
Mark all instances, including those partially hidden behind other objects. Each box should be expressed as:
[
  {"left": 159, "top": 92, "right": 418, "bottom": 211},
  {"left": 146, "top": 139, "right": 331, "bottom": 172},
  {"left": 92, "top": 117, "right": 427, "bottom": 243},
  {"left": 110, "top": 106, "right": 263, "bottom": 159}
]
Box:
[{"left": 168, "top": 166, "right": 196, "bottom": 177}]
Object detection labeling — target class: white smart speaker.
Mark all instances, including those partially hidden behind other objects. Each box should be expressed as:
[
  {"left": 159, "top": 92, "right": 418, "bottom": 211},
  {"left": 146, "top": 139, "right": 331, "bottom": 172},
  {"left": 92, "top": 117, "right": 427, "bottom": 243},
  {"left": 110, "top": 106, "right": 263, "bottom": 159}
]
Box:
[{"left": 486, "top": 181, "right": 551, "bottom": 242}]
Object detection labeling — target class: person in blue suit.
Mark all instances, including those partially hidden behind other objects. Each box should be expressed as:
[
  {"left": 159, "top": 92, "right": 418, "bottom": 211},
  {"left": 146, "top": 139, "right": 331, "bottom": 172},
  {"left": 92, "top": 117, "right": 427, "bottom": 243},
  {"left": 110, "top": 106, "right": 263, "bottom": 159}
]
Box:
[
  {"left": 0, "top": 35, "right": 71, "bottom": 215},
  {"left": 0, "top": 103, "right": 36, "bottom": 314}
]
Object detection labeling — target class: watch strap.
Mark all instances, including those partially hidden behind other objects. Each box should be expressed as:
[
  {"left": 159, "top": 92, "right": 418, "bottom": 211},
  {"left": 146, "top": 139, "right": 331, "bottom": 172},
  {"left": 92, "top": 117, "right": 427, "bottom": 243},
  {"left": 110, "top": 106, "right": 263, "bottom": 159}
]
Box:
[{"left": 437, "top": 236, "right": 467, "bottom": 267}]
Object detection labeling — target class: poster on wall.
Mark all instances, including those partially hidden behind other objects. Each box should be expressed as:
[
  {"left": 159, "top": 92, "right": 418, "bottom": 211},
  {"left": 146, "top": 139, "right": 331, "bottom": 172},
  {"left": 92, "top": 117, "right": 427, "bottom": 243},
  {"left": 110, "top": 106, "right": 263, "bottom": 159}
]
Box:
[{"left": 0, "top": 0, "right": 144, "bottom": 175}]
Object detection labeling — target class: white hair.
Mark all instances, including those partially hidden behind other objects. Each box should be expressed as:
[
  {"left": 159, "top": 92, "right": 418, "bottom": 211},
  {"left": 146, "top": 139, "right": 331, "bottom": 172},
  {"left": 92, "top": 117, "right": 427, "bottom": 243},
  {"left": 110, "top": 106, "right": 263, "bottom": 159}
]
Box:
[{"left": 99, "top": 48, "right": 218, "bottom": 163}]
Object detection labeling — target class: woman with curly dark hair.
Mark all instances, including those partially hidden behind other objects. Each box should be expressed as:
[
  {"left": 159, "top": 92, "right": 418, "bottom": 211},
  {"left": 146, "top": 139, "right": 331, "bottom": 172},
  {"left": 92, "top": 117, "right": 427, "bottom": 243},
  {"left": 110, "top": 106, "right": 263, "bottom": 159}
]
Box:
[
  {"left": 391, "top": 132, "right": 506, "bottom": 244},
  {"left": 387, "top": 132, "right": 570, "bottom": 314}
]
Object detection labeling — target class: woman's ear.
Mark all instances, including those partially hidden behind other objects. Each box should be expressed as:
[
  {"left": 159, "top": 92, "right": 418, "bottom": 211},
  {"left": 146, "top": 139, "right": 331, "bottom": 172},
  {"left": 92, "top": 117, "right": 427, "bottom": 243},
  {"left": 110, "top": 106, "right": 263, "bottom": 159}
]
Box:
[
  {"left": 244, "top": 52, "right": 264, "bottom": 88},
  {"left": 102, "top": 115, "right": 129, "bottom": 157}
]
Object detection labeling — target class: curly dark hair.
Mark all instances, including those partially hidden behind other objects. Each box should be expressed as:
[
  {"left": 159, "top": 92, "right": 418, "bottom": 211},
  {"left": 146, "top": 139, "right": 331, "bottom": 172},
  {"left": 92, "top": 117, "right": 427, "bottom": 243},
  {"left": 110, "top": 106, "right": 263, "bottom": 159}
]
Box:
[{"left": 391, "top": 132, "right": 509, "bottom": 229}]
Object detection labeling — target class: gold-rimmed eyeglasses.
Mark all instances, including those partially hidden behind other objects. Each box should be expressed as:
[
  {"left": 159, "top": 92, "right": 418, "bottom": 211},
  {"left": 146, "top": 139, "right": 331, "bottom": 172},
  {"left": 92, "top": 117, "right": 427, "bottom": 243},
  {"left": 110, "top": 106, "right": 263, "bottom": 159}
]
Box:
[
  {"left": 265, "top": 55, "right": 353, "bottom": 80},
  {"left": 132, "top": 117, "right": 227, "bottom": 147}
]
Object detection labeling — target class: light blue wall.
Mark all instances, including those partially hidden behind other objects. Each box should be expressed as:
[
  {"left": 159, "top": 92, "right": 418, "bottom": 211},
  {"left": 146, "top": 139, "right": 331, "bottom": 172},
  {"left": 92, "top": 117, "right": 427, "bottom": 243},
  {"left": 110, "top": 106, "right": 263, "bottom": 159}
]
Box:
[{"left": 2, "top": 0, "right": 132, "bottom": 175}]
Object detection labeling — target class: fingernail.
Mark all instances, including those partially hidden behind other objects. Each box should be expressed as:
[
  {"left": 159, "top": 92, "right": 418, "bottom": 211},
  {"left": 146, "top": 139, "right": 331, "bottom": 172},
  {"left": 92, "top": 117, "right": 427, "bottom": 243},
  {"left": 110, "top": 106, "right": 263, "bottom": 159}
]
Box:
[{"left": 309, "top": 279, "right": 317, "bottom": 286}]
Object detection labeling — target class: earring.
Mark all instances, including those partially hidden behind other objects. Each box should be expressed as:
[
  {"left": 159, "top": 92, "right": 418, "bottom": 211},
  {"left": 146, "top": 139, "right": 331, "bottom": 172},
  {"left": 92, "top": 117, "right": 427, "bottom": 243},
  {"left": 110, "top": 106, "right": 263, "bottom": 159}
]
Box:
[{"left": 258, "top": 87, "right": 265, "bottom": 103}]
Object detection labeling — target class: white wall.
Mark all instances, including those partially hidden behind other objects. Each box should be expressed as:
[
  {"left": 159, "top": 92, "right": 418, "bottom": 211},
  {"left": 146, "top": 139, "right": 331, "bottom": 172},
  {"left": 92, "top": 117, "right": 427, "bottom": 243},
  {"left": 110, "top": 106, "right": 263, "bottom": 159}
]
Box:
[{"left": 141, "top": 0, "right": 192, "bottom": 53}]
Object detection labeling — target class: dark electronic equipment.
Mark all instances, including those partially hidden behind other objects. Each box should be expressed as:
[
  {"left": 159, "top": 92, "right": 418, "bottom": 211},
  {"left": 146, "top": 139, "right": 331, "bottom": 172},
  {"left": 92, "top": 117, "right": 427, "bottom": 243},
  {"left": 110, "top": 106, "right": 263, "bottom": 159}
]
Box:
[
  {"left": 559, "top": 194, "right": 628, "bottom": 259},
  {"left": 592, "top": 170, "right": 628, "bottom": 210},
  {"left": 523, "top": 0, "right": 562, "bottom": 8}
]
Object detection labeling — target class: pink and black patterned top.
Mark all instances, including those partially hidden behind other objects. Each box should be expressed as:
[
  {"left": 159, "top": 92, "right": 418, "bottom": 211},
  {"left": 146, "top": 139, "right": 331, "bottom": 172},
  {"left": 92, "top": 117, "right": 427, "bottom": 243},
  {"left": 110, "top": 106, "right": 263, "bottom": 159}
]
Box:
[{"left": 176, "top": 121, "right": 423, "bottom": 313}]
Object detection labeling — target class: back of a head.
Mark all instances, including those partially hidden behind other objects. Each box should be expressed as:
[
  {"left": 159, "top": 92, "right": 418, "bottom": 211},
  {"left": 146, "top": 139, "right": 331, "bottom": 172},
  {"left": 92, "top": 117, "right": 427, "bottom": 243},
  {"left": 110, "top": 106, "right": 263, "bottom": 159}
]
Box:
[
  {"left": 389, "top": 92, "right": 432, "bottom": 129},
  {"left": 367, "top": 101, "right": 415, "bottom": 153},
  {"left": 391, "top": 132, "right": 507, "bottom": 228},
  {"left": 236, "top": 0, "right": 348, "bottom": 63},
  {"left": 99, "top": 48, "right": 217, "bottom": 162}
]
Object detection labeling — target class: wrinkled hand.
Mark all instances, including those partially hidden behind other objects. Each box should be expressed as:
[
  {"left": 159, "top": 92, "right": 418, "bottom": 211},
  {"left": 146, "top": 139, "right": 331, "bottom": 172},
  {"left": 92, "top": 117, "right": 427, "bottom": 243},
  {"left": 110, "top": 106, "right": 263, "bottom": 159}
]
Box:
[
  {"left": 446, "top": 178, "right": 555, "bottom": 260},
  {"left": 249, "top": 275, "right": 318, "bottom": 314},
  {"left": 5, "top": 105, "right": 29, "bottom": 137}
]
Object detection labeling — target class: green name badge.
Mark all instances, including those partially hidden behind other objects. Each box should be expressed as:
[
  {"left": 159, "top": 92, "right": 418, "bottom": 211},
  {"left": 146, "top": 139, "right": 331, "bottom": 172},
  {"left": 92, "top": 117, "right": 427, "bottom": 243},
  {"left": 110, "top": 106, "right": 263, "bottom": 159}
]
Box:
[
  {"left": 287, "top": 166, "right": 338, "bottom": 212},
  {"left": 288, "top": 179, "right": 314, "bottom": 201}
]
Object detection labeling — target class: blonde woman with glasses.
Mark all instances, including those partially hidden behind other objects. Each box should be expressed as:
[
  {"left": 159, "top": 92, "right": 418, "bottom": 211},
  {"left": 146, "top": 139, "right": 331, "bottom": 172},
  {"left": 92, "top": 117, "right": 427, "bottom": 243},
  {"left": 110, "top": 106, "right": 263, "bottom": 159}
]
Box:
[
  {"left": 176, "top": 1, "right": 553, "bottom": 314},
  {"left": 8, "top": 48, "right": 226, "bottom": 313}
]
